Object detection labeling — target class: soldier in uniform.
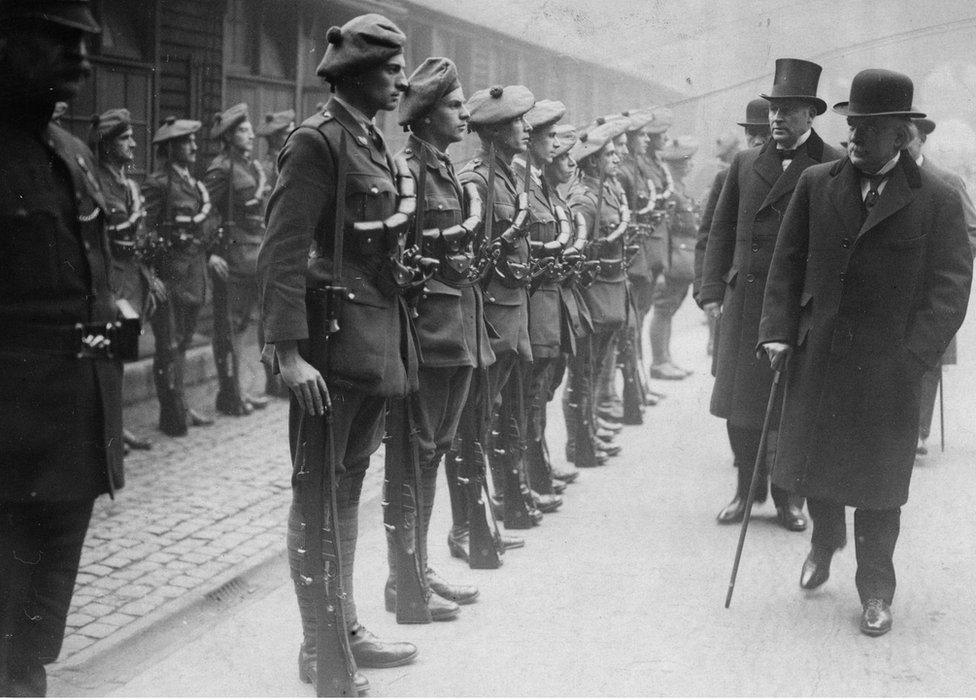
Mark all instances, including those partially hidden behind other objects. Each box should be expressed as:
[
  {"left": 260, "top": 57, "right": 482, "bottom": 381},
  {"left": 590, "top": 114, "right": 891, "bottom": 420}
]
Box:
[
  {"left": 456, "top": 84, "right": 543, "bottom": 533},
  {"left": 205, "top": 104, "right": 271, "bottom": 416},
  {"left": 701, "top": 58, "right": 842, "bottom": 530},
  {"left": 88, "top": 108, "right": 160, "bottom": 452},
  {"left": 143, "top": 118, "right": 218, "bottom": 437},
  {"left": 0, "top": 3, "right": 126, "bottom": 694},
  {"left": 258, "top": 14, "right": 419, "bottom": 693},
  {"left": 384, "top": 57, "right": 487, "bottom": 620},
  {"left": 256, "top": 108, "right": 294, "bottom": 193}
]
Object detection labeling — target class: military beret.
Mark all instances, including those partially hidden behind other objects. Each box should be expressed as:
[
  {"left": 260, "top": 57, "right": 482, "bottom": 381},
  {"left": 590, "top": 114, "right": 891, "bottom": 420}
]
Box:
[
  {"left": 211, "top": 103, "right": 249, "bottom": 139},
  {"left": 569, "top": 118, "right": 625, "bottom": 162},
  {"left": 623, "top": 107, "right": 656, "bottom": 133},
  {"left": 0, "top": 0, "right": 100, "bottom": 33},
  {"left": 552, "top": 124, "right": 578, "bottom": 158},
  {"left": 398, "top": 57, "right": 462, "bottom": 127},
  {"left": 660, "top": 135, "right": 699, "bottom": 162},
  {"left": 88, "top": 108, "right": 131, "bottom": 147},
  {"left": 152, "top": 116, "right": 201, "bottom": 145},
  {"left": 256, "top": 109, "right": 295, "bottom": 136},
  {"left": 525, "top": 100, "right": 566, "bottom": 131},
  {"left": 316, "top": 13, "right": 406, "bottom": 82},
  {"left": 466, "top": 85, "right": 535, "bottom": 127},
  {"left": 645, "top": 107, "right": 673, "bottom": 134}
]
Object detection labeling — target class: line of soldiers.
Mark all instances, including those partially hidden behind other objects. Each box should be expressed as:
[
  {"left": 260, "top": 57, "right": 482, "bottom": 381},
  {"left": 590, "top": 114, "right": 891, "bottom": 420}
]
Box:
[{"left": 249, "top": 12, "right": 707, "bottom": 696}]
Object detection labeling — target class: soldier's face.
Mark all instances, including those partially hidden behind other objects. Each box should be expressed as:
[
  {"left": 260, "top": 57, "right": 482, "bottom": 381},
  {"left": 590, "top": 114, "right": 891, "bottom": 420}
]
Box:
[
  {"left": 230, "top": 120, "right": 254, "bottom": 155},
  {"left": 172, "top": 134, "right": 197, "bottom": 166},
  {"left": 425, "top": 87, "right": 469, "bottom": 145},
  {"left": 603, "top": 142, "right": 620, "bottom": 176},
  {"left": 629, "top": 129, "right": 650, "bottom": 155},
  {"left": 496, "top": 116, "right": 531, "bottom": 154},
  {"left": 529, "top": 124, "right": 558, "bottom": 165},
  {"left": 768, "top": 100, "right": 814, "bottom": 147},
  {"left": 847, "top": 116, "right": 907, "bottom": 173},
  {"left": 108, "top": 127, "right": 136, "bottom": 164},
  {"left": 613, "top": 134, "right": 629, "bottom": 157},
  {"left": 647, "top": 132, "right": 665, "bottom": 152},
  {"left": 549, "top": 152, "right": 576, "bottom": 185},
  {"left": 356, "top": 54, "right": 408, "bottom": 112},
  {"left": 0, "top": 23, "right": 92, "bottom": 101}
]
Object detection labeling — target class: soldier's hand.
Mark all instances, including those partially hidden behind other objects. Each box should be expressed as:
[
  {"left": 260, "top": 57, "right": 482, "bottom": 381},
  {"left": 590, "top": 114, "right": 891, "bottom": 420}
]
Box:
[
  {"left": 208, "top": 254, "right": 230, "bottom": 281},
  {"left": 276, "top": 341, "right": 328, "bottom": 416},
  {"left": 759, "top": 342, "right": 792, "bottom": 372},
  {"left": 704, "top": 301, "right": 721, "bottom": 320},
  {"left": 147, "top": 276, "right": 168, "bottom": 316}
]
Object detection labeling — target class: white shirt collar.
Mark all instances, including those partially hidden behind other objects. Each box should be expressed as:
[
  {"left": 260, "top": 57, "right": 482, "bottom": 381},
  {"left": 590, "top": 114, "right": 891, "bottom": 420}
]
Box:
[{"left": 859, "top": 152, "right": 901, "bottom": 200}]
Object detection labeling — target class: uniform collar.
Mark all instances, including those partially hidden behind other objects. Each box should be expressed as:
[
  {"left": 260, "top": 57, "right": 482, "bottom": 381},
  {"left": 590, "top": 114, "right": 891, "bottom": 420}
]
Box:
[{"left": 332, "top": 95, "right": 374, "bottom": 136}]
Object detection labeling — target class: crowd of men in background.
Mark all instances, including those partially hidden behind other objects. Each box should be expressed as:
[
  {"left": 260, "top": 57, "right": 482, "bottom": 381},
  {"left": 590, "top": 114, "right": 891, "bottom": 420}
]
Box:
[{"left": 2, "top": 1, "right": 973, "bottom": 696}]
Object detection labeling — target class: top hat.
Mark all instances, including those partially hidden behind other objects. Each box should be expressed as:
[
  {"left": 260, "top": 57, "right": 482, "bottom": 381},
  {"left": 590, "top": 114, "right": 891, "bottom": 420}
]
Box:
[
  {"left": 737, "top": 98, "right": 770, "bottom": 127},
  {"left": 760, "top": 58, "right": 827, "bottom": 115},
  {"left": 833, "top": 69, "right": 925, "bottom": 118}
]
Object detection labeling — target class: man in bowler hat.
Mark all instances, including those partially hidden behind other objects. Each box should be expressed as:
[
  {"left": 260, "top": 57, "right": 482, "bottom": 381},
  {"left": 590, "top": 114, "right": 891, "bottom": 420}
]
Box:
[{"left": 759, "top": 69, "right": 972, "bottom": 636}]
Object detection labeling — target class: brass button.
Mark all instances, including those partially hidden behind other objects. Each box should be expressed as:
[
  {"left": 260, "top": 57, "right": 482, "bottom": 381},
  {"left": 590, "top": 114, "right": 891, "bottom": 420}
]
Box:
[
  {"left": 369, "top": 186, "right": 379, "bottom": 195},
  {"left": 746, "top": 273, "right": 756, "bottom": 283},
  {"left": 841, "top": 238, "right": 851, "bottom": 248},
  {"left": 751, "top": 242, "right": 760, "bottom": 252}
]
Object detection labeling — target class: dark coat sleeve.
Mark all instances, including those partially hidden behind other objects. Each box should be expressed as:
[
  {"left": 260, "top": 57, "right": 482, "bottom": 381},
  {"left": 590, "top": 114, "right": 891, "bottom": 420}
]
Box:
[
  {"left": 698, "top": 155, "right": 742, "bottom": 305},
  {"left": 258, "top": 127, "right": 335, "bottom": 342},
  {"left": 693, "top": 169, "right": 728, "bottom": 305}
]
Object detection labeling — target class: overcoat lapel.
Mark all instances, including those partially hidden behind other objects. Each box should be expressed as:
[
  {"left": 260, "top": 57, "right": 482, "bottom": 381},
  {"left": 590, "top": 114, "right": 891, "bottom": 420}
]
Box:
[
  {"left": 827, "top": 158, "right": 865, "bottom": 241},
  {"left": 857, "top": 158, "right": 915, "bottom": 238},
  {"left": 752, "top": 140, "right": 783, "bottom": 190},
  {"left": 758, "top": 131, "right": 828, "bottom": 212}
]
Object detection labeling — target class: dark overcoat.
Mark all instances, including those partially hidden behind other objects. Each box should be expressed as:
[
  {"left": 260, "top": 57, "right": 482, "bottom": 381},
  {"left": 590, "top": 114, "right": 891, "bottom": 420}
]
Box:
[
  {"left": 0, "top": 119, "right": 123, "bottom": 502},
  {"left": 693, "top": 168, "right": 728, "bottom": 305},
  {"left": 699, "top": 132, "right": 842, "bottom": 427},
  {"left": 759, "top": 154, "right": 973, "bottom": 509},
  {"left": 458, "top": 150, "right": 532, "bottom": 360},
  {"left": 400, "top": 136, "right": 493, "bottom": 369},
  {"left": 258, "top": 98, "right": 417, "bottom": 397}
]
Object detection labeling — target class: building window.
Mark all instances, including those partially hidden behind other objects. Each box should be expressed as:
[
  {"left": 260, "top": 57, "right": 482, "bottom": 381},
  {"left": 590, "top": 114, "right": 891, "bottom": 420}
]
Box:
[{"left": 95, "top": 0, "right": 152, "bottom": 62}]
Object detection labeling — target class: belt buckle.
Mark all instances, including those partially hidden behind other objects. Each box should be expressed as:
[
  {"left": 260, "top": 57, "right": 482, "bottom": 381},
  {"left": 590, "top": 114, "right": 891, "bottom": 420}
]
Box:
[{"left": 76, "top": 322, "right": 116, "bottom": 359}]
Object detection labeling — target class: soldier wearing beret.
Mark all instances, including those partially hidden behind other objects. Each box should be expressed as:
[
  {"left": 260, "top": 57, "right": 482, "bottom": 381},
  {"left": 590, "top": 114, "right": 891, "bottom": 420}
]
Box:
[
  {"left": 383, "top": 56, "right": 487, "bottom": 621},
  {"left": 89, "top": 107, "right": 162, "bottom": 452},
  {"left": 702, "top": 58, "right": 840, "bottom": 531},
  {"left": 205, "top": 103, "right": 272, "bottom": 416},
  {"left": 256, "top": 108, "right": 294, "bottom": 194},
  {"left": 455, "top": 83, "right": 543, "bottom": 536},
  {"left": 258, "top": 14, "right": 418, "bottom": 693},
  {"left": 0, "top": 2, "right": 124, "bottom": 694},
  {"left": 759, "top": 69, "right": 972, "bottom": 635},
  {"left": 143, "top": 118, "right": 218, "bottom": 436}
]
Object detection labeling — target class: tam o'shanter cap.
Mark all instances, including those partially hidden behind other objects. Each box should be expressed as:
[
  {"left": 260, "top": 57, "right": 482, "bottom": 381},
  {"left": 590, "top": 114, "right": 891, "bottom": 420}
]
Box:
[
  {"left": 624, "top": 107, "right": 656, "bottom": 133},
  {"left": 552, "top": 123, "right": 577, "bottom": 157},
  {"left": 645, "top": 107, "right": 673, "bottom": 134},
  {"left": 466, "top": 85, "right": 535, "bottom": 127},
  {"left": 152, "top": 116, "right": 201, "bottom": 144},
  {"left": 525, "top": 100, "right": 567, "bottom": 131},
  {"left": 833, "top": 69, "right": 925, "bottom": 118},
  {"left": 569, "top": 119, "right": 622, "bottom": 162},
  {"left": 660, "top": 135, "right": 699, "bottom": 162},
  {"left": 316, "top": 13, "right": 406, "bottom": 82},
  {"left": 399, "top": 57, "right": 462, "bottom": 126},
  {"left": 760, "top": 58, "right": 827, "bottom": 115},
  {"left": 257, "top": 109, "right": 295, "bottom": 136},
  {"left": 89, "top": 108, "right": 131, "bottom": 146},
  {"left": 737, "top": 98, "right": 770, "bottom": 127},
  {"left": 0, "top": 0, "right": 100, "bottom": 33},
  {"left": 211, "top": 103, "right": 249, "bottom": 139}
]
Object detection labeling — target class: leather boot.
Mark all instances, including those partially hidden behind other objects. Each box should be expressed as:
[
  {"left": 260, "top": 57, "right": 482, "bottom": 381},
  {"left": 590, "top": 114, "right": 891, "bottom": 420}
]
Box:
[
  {"left": 384, "top": 578, "right": 459, "bottom": 621},
  {"left": 298, "top": 646, "right": 369, "bottom": 694},
  {"left": 716, "top": 466, "right": 751, "bottom": 524},
  {"left": 123, "top": 428, "right": 152, "bottom": 451},
  {"left": 526, "top": 439, "right": 554, "bottom": 495},
  {"left": 426, "top": 568, "right": 479, "bottom": 605},
  {"left": 348, "top": 624, "right": 418, "bottom": 669},
  {"left": 156, "top": 353, "right": 188, "bottom": 436}
]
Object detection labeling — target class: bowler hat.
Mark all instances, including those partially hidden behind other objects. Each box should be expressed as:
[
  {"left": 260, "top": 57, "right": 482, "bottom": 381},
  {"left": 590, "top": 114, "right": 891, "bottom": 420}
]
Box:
[
  {"left": 760, "top": 58, "right": 827, "bottom": 115},
  {"left": 316, "top": 13, "right": 406, "bottom": 83},
  {"left": 399, "top": 57, "right": 462, "bottom": 127},
  {"left": 737, "top": 98, "right": 770, "bottom": 127},
  {"left": 466, "top": 85, "right": 535, "bottom": 127},
  {"left": 257, "top": 109, "right": 295, "bottom": 136},
  {"left": 0, "top": 0, "right": 100, "bottom": 33},
  {"left": 152, "top": 116, "right": 201, "bottom": 145},
  {"left": 833, "top": 69, "right": 925, "bottom": 118},
  {"left": 211, "top": 103, "right": 250, "bottom": 139}
]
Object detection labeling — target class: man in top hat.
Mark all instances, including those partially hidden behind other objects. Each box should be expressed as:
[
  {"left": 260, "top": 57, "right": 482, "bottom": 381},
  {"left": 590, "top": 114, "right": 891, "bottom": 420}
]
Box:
[
  {"left": 143, "top": 117, "right": 218, "bottom": 437},
  {"left": 905, "top": 116, "right": 976, "bottom": 455},
  {"left": 0, "top": 2, "right": 125, "bottom": 694},
  {"left": 700, "top": 58, "right": 842, "bottom": 531},
  {"left": 384, "top": 56, "right": 488, "bottom": 621},
  {"left": 257, "top": 108, "right": 295, "bottom": 193},
  {"left": 258, "top": 13, "right": 418, "bottom": 693},
  {"left": 759, "top": 69, "right": 972, "bottom": 636},
  {"left": 455, "top": 83, "right": 543, "bottom": 536}
]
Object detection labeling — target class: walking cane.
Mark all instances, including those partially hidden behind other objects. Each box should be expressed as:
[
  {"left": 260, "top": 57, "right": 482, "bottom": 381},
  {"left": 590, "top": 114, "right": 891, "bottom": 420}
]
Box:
[
  {"left": 939, "top": 366, "right": 945, "bottom": 453},
  {"left": 725, "top": 368, "right": 783, "bottom": 609}
]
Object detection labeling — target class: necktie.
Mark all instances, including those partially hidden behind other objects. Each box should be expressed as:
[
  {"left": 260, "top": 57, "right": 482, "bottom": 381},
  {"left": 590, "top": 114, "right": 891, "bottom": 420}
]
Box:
[
  {"left": 368, "top": 125, "right": 384, "bottom": 152},
  {"left": 863, "top": 172, "right": 889, "bottom": 209},
  {"left": 777, "top": 148, "right": 797, "bottom": 160}
]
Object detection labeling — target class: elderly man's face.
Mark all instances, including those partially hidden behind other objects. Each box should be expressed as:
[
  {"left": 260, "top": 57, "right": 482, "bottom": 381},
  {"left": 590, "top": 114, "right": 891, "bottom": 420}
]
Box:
[
  {"left": 848, "top": 116, "right": 908, "bottom": 173},
  {"left": 768, "top": 99, "right": 815, "bottom": 147}
]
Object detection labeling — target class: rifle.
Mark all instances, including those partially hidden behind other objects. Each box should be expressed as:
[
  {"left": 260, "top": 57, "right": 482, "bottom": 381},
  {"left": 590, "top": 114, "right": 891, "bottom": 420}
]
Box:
[
  {"left": 619, "top": 292, "right": 644, "bottom": 426},
  {"left": 296, "top": 129, "right": 357, "bottom": 696}
]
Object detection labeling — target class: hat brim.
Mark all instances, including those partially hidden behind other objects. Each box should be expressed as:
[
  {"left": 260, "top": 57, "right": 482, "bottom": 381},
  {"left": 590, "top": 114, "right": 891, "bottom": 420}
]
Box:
[
  {"left": 12, "top": 8, "right": 101, "bottom": 33},
  {"left": 736, "top": 121, "right": 770, "bottom": 128},
  {"left": 832, "top": 102, "right": 926, "bottom": 119},
  {"left": 760, "top": 93, "right": 827, "bottom": 116}
]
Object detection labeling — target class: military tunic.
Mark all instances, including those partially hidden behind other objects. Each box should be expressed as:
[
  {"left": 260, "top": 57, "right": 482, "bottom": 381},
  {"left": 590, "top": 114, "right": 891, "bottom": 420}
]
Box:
[{"left": 97, "top": 162, "right": 150, "bottom": 314}]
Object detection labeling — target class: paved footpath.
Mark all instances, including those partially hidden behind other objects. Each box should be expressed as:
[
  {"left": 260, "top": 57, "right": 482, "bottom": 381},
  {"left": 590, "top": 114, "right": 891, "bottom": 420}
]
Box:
[{"left": 49, "top": 304, "right": 976, "bottom": 696}]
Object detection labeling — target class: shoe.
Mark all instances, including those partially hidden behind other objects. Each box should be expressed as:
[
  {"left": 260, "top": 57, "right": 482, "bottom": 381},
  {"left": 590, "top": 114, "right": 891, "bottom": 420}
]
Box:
[
  {"left": 495, "top": 531, "right": 525, "bottom": 551},
  {"left": 123, "top": 428, "right": 153, "bottom": 451},
  {"left": 245, "top": 393, "right": 270, "bottom": 410},
  {"left": 298, "top": 647, "right": 369, "bottom": 693},
  {"left": 716, "top": 495, "right": 745, "bottom": 524},
  {"left": 447, "top": 528, "right": 469, "bottom": 561},
  {"left": 532, "top": 491, "right": 562, "bottom": 513},
  {"left": 596, "top": 406, "right": 624, "bottom": 422},
  {"left": 667, "top": 361, "right": 693, "bottom": 377},
  {"left": 916, "top": 437, "right": 928, "bottom": 455},
  {"left": 596, "top": 417, "right": 622, "bottom": 433},
  {"left": 187, "top": 408, "right": 214, "bottom": 427},
  {"left": 776, "top": 501, "right": 808, "bottom": 532},
  {"left": 551, "top": 479, "right": 567, "bottom": 495},
  {"left": 552, "top": 463, "right": 580, "bottom": 483},
  {"left": 159, "top": 418, "right": 188, "bottom": 437},
  {"left": 426, "top": 568, "right": 479, "bottom": 605},
  {"left": 859, "top": 598, "right": 893, "bottom": 637},
  {"left": 800, "top": 544, "right": 834, "bottom": 590},
  {"left": 596, "top": 428, "right": 616, "bottom": 442},
  {"left": 348, "top": 625, "right": 418, "bottom": 668},
  {"left": 384, "top": 580, "right": 459, "bottom": 621},
  {"left": 649, "top": 363, "right": 687, "bottom": 380}
]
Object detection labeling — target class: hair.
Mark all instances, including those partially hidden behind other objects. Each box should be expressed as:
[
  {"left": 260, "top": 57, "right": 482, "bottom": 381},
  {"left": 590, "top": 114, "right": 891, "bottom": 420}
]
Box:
[{"left": 577, "top": 150, "right": 602, "bottom": 177}]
